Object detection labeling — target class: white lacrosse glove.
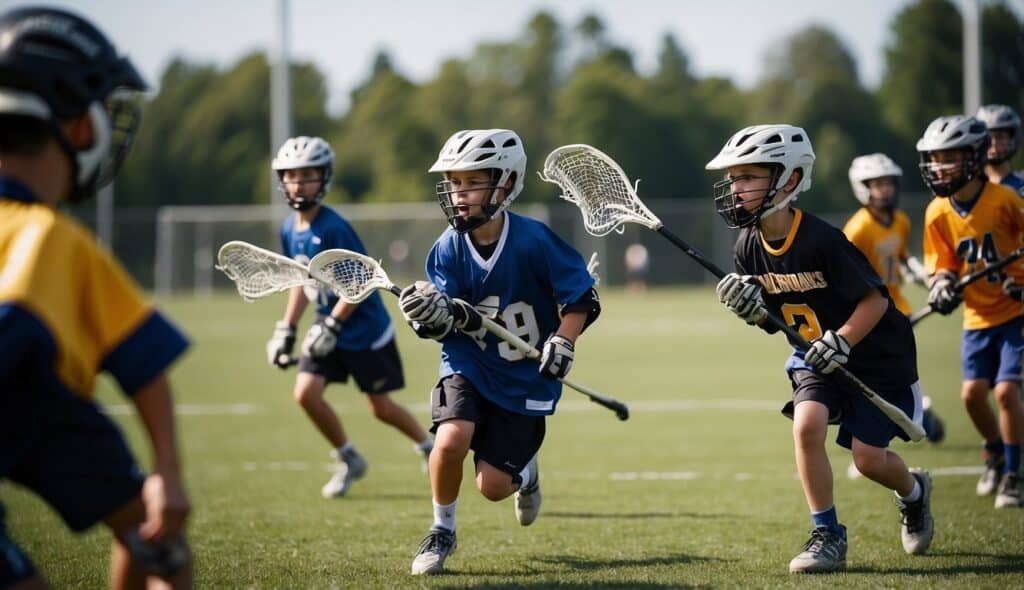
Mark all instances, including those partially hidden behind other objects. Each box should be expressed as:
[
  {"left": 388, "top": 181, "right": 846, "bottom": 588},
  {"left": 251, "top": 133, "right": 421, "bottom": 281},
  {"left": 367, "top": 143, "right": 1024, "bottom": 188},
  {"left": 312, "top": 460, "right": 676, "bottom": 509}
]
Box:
[
  {"left": 539, "top": 335, "right": 575, "bottom": 380},
  {"left": 927, "top": 271, "right": 962, "bottom": 315},
  {"left": 301, "top": 316, "right": 343, "bottom": 358},
  {"left": 903, "top": 256, "right": 929, "bottom": 285},
  {"left": 716, "top": 273, "right": 767, "bottom": 325},
  {"left": 266, "top": 321, "right": 297, "bottom": 369},
  {"left": 586, "top": 252, "right": 601, "bottom": 286},
  {"left": 804, "top": 330, "right": 850, "bottom": 375}
]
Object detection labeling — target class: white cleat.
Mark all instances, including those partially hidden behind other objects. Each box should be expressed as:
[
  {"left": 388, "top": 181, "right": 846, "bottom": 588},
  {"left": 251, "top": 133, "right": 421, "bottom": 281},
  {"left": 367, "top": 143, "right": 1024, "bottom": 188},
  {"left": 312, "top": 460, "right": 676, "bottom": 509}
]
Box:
[
  {"left": 994, "top": 473, "right": 1021, "bottom": 509},
  {"left": 411, "top": 528, "right": 457, "bottom": 575},
  {"left": 896, "top": 468, "right": 934, "bottom": 555},
  {"left": 514, "top": 454, "right": 541, "bottom": 526},
  {"left": 322, "top": 449, "right": 368, "bottom": 498}
]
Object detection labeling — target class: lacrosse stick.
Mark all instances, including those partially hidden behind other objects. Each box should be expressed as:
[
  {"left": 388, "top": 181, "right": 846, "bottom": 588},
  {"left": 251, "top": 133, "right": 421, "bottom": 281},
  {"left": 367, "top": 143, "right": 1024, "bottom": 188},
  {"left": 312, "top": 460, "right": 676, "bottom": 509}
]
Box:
[
  {"left": 216, "top": 240, "right": 320, "bottom": 367},
  {"left": 540, "top": 144, "right": 924, "bottom": 440},
  {"left": 307, "top": 249, "right": 629, "bottom": 420},
  {"left": 909, "top": 246, "right": 1024, "bottom": 326},
  {"left": 216, "top": 240, "right": 317, "bottom": 302}
]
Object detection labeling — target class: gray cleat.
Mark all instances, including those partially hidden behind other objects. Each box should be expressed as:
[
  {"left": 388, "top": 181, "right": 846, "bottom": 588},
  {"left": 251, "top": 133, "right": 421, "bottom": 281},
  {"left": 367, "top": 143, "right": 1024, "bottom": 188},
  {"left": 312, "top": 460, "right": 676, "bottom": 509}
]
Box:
[
  {"left": 514, "top": 454, "right": 541, "bottom": 526},
  {"left": 411, "top": 528, "right": 457, "bottom": 575},
  {"left": 994, "top": 472, "right": 1021, "bottom": 509},
  {"left": 977, "top": 455, "right": 1004, "bottom": 496},
  {"left": 789, "top": 526, "right": 847, "bottom": 574},
  {"left": 322, "top": 448, "right": 368, "bottom": 498},
  {"left": 896, "top": 468, "right": 934, "bottom": 555}
]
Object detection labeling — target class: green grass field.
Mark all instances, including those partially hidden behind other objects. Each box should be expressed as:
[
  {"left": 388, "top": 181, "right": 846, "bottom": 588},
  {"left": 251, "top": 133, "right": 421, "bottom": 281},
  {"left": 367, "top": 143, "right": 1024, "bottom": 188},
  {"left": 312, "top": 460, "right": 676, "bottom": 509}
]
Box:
[{"left": 3, "top": 286, "right": 1023, "bottom": 589}]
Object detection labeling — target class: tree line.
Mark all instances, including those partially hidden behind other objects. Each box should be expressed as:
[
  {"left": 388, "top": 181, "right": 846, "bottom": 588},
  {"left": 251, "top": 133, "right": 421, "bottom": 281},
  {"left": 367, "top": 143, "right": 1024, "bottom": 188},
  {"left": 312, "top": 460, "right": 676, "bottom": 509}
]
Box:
[{"left": 116, "top": 0, "right": 1024, "bottom": 213}]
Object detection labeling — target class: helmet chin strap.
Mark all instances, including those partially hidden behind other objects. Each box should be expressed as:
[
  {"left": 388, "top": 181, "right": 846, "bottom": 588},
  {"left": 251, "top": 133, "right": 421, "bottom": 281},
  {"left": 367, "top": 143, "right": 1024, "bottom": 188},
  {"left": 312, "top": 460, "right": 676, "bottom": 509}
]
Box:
[{"left": 758, "top": 192, "right": 797, "bottom": 222}]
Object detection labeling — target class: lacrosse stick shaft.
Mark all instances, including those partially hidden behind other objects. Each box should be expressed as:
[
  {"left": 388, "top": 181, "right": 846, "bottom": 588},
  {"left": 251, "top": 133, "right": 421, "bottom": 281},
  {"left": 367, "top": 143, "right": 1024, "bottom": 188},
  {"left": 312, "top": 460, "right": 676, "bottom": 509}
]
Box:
[
  {"left": 474, "top": 315, "right": 629, "bottom": 420},
  {"left": 655, "top": 226, "right": 925, "bottom": 441},
  {"left": 909, "top": 246, "right": 1024, "bottom": 326}
]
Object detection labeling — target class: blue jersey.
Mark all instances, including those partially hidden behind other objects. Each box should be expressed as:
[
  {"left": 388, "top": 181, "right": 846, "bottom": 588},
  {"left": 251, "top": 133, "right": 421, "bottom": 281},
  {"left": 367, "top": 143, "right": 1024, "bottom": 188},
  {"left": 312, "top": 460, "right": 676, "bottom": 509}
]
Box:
[
  {"left": 280, "top": 206, "right": 393, "bottom": 351},
  {"left": 1000, "top": 171, "right": 1024, "bottom": 196},
  {"left": 426, "top": 212, "right": 595, "bottom": 416}
]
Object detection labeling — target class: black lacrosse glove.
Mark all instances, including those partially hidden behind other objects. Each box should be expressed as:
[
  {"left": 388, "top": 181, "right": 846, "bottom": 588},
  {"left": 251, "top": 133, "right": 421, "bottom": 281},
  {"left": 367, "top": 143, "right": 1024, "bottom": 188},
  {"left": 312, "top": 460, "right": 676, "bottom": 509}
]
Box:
[
  {"left": 1003, "top": 278, "right": 1024, "bottom": 302},
  {"left": 450, "top": 298, "right": 483, "bottom": 332},
  {"left": 539, "top": 335, "right": 575, "bottom": 379},
  {"left": 927, "top": 271, "right": 962, "bottom": 315},
  {"left": 266, "top": 321, "right": 296, "bottom": 368}
]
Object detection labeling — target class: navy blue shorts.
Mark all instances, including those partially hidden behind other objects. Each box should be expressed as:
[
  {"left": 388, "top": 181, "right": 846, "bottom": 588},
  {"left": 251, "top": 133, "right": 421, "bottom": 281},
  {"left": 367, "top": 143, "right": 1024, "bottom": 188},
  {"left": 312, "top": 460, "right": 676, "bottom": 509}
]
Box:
[
  {"left": 299, "top": 338, "right": 405, "bottom": 394},
  {"left": 961, "top": 315, "right": 1024, "bottom": 384},
  {"left": 786, "top": 369, "right": 923, "bottom": 449},
  {"left": 1, "top": 387, "right": 144, "bottom": 534}
]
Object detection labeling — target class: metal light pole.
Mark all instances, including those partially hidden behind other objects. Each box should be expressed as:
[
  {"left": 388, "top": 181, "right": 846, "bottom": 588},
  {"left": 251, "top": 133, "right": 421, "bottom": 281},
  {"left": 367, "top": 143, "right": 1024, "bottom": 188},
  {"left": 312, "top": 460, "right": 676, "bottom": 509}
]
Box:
[
  {"left": 963, "top": 0, "right": 981, "bottom": 114},
  {"left": 270, "top": 0, "right": 293, "bottom": 209}
]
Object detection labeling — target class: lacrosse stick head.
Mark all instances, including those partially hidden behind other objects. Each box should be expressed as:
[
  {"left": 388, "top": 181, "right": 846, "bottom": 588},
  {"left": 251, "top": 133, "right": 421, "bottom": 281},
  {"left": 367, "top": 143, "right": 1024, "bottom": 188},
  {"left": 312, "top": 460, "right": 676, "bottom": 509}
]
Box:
[
  {"left": 308, "top": 249, "right": 394, "bottom": 303},
  {"left": 215, "top": 241, "right": 314, "bottom": 302},
  {"left": 539, "top": 144, "right": 663, "bottom": 236}
]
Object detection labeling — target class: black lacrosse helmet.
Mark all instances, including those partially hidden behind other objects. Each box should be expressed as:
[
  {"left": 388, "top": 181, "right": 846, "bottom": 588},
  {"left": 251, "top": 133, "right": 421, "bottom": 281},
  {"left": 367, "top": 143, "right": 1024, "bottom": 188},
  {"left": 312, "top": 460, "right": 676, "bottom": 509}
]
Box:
[{"left": 0, "top": 6, "right": 147, "bottom": 202}]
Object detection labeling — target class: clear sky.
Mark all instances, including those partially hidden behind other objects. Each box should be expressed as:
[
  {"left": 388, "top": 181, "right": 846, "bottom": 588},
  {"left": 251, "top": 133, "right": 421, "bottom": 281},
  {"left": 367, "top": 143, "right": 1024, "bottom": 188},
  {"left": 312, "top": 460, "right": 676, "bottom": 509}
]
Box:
[{"left": 7, "top": 0, "right": 1022, "bottom": 114}]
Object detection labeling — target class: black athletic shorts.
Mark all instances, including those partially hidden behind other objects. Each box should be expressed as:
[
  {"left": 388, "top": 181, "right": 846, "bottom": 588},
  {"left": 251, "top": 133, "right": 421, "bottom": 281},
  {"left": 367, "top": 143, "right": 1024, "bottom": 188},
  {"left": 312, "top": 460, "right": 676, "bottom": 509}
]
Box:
[
  {"left": 783, "top": 369, "right": 923, "bottom": 449},
  {"left": 299, "top": 338, "right": 404, "bottom": 394},
  {"left": 430, "top": 374, "right": 545, "bottom": 477}
]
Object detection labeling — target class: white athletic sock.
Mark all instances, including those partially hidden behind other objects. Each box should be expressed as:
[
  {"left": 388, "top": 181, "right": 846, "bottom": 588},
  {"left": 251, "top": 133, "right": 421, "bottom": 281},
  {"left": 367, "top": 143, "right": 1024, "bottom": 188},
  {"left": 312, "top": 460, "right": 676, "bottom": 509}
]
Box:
[
  {"left": 518, "top": 465, "right": 532, "bottom": 490},
  {"left": 337, "top": 442, "right": 354, "bottom": 458},
  {"left": 416, "top": 438, "right": 433, "bottom": 452},
  {"left": 432, "top": 499, "right": 457, "bottom": 532},
  {"left": 897, "top": 478, "right": 922, "bottom": 503}
]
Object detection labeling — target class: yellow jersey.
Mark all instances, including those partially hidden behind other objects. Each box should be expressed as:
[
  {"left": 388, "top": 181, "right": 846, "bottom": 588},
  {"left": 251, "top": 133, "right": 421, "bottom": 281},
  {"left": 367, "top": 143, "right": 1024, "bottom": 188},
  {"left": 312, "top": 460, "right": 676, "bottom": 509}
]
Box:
[
  {"left": 923, "top": 182, "right": 1024, "bottom": 330},
  {"left": 0, "top": 179, "right": 188, "bottom": 398},
  {"left": 843, "top": 208, "right": 913, "bottom": 315}
]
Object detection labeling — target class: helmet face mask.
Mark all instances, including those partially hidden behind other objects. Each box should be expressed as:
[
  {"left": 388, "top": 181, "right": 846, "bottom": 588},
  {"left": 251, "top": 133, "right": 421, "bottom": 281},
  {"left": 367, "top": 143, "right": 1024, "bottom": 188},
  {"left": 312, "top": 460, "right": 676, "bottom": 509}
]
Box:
[
  {"left": 864, "top": 177, "right": 899, "bottom": 212},
  {"left": 706, "top": 124, "right": 814, "bottom": 229},
  {"left": 0, "top": 7, "right": 148, "bottom": 202},
  {"left": 712, "top": 167, "right": 782, "bottom": 229},
  {"left": 976, "top": 104, "right": 1021, "bottom": 165},
  {"left": 848, "top": 152, "right": 902, "bottom": 212},
  {"left": 272, "top": 136, "right": 335, "bottom": 211},
  {"left": 429, "top": 129, "right": 526, "bottom": 234},
  {"left": 435, "top": 169, "right": 508, "bottom": 233},
  {"left": 916, "top": 115, "right": 989, "bottom": 197}
]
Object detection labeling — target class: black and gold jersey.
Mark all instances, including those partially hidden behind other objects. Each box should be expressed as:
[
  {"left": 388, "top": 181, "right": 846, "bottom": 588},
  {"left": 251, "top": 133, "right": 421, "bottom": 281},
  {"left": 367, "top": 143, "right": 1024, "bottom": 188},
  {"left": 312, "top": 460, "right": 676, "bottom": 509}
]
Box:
[{"left": 734, "top": 209, "right": 918, "bottom": 390}]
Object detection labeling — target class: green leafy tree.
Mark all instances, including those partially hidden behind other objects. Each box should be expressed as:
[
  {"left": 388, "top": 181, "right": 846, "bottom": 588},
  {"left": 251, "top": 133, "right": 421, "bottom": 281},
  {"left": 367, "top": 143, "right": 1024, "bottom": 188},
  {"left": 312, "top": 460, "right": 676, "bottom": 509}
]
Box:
[{"left": 878, "top": 0, "right": 962, "bottom": 145}]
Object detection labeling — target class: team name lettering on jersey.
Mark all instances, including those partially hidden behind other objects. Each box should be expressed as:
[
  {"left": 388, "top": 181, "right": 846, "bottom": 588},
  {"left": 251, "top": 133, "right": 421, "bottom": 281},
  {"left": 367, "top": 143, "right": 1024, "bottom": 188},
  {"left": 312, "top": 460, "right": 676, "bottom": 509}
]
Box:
[{"left": 755, "top": 271, "right": 828, "bottom": 294}]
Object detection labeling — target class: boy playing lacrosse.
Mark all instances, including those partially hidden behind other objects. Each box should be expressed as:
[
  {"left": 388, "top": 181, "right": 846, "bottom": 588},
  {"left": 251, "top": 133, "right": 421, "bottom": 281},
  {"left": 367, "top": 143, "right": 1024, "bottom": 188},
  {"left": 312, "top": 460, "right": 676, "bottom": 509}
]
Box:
[
  {"left": 398, "top": 129, "right": 600, "bottom": 575},
  {"left": 0, "top": 7, "right": 192, "bottom": 587},
  {"left": 843, "top": 153, "right": 944, "bottom": 443},
  {"left": 918, "top": 115, "right": 1024, "bottom": 508},
  {"left": 976, "top": 104, "right": 1024, "bottom": 195},
  {"left": 267, "top": 136, "right": 432, "bottom": 498},
  {"left": 709, "top": 124, "right": 933, "bottom": 573}
]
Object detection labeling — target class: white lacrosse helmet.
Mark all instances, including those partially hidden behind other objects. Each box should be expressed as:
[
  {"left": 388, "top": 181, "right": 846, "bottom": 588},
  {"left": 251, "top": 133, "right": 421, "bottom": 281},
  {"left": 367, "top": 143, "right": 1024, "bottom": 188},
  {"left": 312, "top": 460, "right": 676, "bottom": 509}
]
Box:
[
  {"left": 429, "top": 129, "right": 527, "bottom": 233},
  {"left": 272, "top": 136, "right": 335, "bottom": 211},
  {"left": 916, "top": 115, "right": 989, "bottom": 196},
  {"left": 848, "top": 153, "right": 903, "bottom": 206},
  {"left": 976, "top": 104, "right": 1021, "bottom": 164},
  {"left": 705, "top": 124, "right": 815, "bottom": 228}
]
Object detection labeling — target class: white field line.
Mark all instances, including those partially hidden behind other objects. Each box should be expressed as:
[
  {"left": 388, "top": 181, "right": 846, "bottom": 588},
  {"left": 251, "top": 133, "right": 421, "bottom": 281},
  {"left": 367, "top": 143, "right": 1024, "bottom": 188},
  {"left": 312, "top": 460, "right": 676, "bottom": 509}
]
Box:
[
  {"left": 101, "top": 399, "right": 777, "bottom": 417},
  {"left": 103, "top": 403, "right": 259, "bottom": 416}
]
